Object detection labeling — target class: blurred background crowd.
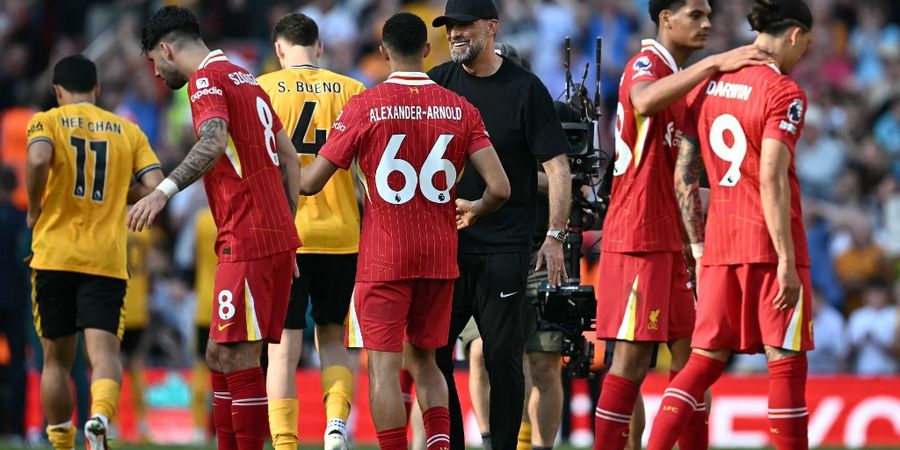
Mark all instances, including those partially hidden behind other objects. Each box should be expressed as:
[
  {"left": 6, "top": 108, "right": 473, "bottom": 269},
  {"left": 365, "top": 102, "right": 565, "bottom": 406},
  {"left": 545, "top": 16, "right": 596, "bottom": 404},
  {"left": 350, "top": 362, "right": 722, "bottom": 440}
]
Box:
[{"left": 0, "top": 0, "right": 899, "bottom": 444}]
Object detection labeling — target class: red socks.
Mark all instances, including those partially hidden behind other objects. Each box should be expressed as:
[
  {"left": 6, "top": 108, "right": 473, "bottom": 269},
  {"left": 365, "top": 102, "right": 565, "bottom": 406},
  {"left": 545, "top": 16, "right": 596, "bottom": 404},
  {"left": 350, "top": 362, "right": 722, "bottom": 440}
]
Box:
[
  {"left": 670, "top": 369, "right": 709, "bottom": 450},
  {"left": 227, "top": 367, "right": 268, "bottom": 450},
  {"left": 647, "top": 354, "right": 725, "bottom": 450},
  {"left": 211, "top": 371, "right": 237, "bottom": 450},
  {"left": 423, "top": 407, "right": 450, "bottom": 450},
  {"left": 768, "top": 355, "right": 809, "bottom": 450},
  {"left": 376, "top": 427, "right": 408, "bottom": 450},
  {"left": 594, "top": 374, "right": 640, "bottom": 450},
  {"left": 400, "top": 368, "right": 414, "bottom": 424}
]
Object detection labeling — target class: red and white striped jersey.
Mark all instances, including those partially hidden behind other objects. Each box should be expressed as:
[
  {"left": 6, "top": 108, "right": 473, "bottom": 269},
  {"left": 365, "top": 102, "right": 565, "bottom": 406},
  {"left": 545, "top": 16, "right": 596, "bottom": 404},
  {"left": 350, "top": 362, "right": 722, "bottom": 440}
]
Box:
[
  {"left": 319, "top": 72, "right": 491, "bottom": 281},
  {"left": 685, "top": 63, "right": 810, "bottom": 266},
  {"left": 602, "top": 39, "right": 687, "bottom": 254},
  {"left": 188, "top": 50, "right": 300, "bottom": 262}
]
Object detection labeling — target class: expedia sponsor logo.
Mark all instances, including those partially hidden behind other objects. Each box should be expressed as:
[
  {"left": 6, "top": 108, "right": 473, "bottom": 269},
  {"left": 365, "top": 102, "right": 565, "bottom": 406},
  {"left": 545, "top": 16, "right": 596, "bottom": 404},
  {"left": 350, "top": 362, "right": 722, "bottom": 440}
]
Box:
[
  {"left": 27, "top": 122, "right": 44, "bottom": 136},
  {"left": 191, "top": 86, "right": 223, "bottom": 102}
]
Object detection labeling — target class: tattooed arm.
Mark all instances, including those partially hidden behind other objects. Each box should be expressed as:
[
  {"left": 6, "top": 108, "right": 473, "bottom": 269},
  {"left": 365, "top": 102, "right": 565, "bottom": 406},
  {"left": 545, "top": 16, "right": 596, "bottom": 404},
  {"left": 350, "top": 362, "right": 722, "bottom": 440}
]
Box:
[
  {"left": 674, "top": 135, "right": 705, "bottom": 247},
  {"left": 167, "top": 118, "right": 228, "bottom": 189},
  {"left": 275, "top": 128, "right": 300, "bottom": 216},
  {"left": 127, "top": 118, "right": 227, "bottom": 232}
]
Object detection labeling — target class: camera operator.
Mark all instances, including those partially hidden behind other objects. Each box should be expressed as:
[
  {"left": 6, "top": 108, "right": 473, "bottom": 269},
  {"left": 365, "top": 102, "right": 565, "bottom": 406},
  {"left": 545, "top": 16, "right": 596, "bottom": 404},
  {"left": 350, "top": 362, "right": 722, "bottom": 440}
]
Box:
[{"left": 428, "top": 0, "right": 573, "bottom": 448}]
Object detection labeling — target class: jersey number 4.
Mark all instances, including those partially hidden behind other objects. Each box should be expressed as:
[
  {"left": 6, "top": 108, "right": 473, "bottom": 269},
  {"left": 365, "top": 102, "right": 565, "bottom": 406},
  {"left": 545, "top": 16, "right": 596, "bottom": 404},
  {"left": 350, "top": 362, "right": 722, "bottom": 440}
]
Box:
[
  {"left": 375, "top": 134, "right": 456, "bottom": 205},
  {"left": 71, "top": 136, "right": 107, "bottom": 202},
  {"left": 292, "top": 101, "right": 327, "bottom": 155}
]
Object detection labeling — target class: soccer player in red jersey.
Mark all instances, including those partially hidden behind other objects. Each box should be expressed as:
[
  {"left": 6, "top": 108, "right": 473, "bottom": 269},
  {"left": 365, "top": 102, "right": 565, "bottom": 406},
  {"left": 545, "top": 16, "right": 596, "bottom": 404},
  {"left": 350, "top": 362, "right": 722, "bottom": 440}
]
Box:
[
  {"left": 300, "top": 13, "right": 509, "bottom": 450},
  {"left": 595, "top": 1, "right": 772, "bottom": 449},
  {"left": 649, "top": 1, "right": 815, "bottom": 449},
  {"left": 129, "top": 6, "right": 301, "bottom": 450}
]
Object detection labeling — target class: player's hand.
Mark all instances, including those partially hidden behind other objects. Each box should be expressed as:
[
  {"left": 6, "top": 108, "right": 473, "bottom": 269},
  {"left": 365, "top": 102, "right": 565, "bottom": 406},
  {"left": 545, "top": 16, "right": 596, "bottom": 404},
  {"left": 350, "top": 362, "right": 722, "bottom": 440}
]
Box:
[
  {"left": 773, "top": 259, "right": 802, "bottom": 312},
  {"left": 536, "top": 238, "right": 568, "bottom": 287},
  {"left": 711, "top": 44, "right": 772, "bottom": 73},
  {"left": 456, "top": 199, "right": 480, "bottom": 229},
  {"left": 682, "top": 248, "right": 701, "bottom": 291},
  {"left": 293, "top": 257, "right": 300, "bottom": 279},
  {"left": 127, "top": 190, "right": 169, "bottom": 232},
  {"left": 26, "top": 206, "right": 42, "bottom": 229}
]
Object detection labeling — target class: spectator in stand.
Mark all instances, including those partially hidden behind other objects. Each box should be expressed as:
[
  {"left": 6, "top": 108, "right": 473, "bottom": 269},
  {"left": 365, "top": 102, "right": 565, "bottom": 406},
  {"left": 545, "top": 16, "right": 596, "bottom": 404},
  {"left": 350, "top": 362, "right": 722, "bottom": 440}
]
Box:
[
  {"left": 796, "top": 104, "right": 846, "bottom": 200},
  {"left": 808, "top": 290, "right": 849, "bottom": 374},
  {"left": 847, "top": 280, "right": 898, "bottom": 374}
]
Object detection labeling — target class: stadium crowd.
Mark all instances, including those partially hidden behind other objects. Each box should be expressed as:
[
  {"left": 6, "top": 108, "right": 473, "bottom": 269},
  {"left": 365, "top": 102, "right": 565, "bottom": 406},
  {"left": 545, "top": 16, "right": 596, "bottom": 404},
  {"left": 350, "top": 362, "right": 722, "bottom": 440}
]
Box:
[{"left": 0, "top": 0, "right": 899, "bottom": 446}]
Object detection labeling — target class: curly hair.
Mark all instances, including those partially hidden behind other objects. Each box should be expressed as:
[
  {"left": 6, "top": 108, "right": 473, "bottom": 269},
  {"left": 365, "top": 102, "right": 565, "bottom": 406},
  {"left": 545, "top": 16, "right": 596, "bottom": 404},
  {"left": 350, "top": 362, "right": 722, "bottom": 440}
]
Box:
[
  {"left": 748, "top": 0, "right": 813, "bottom": 35},
  {"left": 140, "top": 6, "right": 201, "bottom": 54}
]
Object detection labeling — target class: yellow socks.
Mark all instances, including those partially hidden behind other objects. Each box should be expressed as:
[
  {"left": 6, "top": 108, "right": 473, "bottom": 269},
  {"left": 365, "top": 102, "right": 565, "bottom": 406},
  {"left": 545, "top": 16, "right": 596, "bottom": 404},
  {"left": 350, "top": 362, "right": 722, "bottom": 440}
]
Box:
[
  {"left": 321, "top": 365, "right": 352, "bottom": 421},
  {"left": 191, "top": 361, "right": 210, "bottom": 431},
  {"left": 46, "top": 421, "right": 75, "bottom": 450},
  {"left": 268, "top": 398, "right": 299, "bottom": 450},
  {"left": 517, "top": 421, "right": 533, "bottom": 450},
  {"left": 90, "top": 378, "right": 120, "bottom": 423}
]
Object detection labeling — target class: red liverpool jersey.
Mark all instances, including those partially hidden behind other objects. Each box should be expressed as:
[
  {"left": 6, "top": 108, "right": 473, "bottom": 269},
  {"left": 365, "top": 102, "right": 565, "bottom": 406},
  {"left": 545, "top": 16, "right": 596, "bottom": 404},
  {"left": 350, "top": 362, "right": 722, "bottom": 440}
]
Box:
[
  {"left": 602, "top": 39, "right": 686, "bottom": 254},
  {"left": 686, "top": 64, "right": 810, "bottom": 266},
  {"left": 319, "top": 72, "right": 491, "bottom": 282},
  {"left": 188, "top": 50, "right": 300, "bottom": 262}
]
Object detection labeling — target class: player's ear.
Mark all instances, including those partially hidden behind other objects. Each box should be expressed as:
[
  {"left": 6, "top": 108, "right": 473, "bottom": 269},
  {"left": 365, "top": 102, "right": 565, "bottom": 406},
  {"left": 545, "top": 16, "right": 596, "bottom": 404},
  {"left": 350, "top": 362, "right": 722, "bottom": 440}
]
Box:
[
  {"left": 659, "top": 9, "right": 672, "bottom": 29},
  {"left": 160, "top": 41, "right": 174, "bottom": 61},
  {"left": 423, "top": 42, "right": 431, "bottom": 59},
  {"left": 93, "top": 83, "right": 101, "bottom": 99},
  {"left": 274, "top": 40, "right": 285, "bottom": 61},
  {"left": 52, "top": 85, "right": 63, "bottom": 103},
  {"left": 316, "top": 40, "right": 324, "bottom": 59},
  {"left": 379, "top": 45, "right": 389, "bottom": 62},
  {"left": 487, "top": 19, "right": 499, "bottom": 38},
  {"left": 788, "top": 26, "right": 802, "bottom": 47}
]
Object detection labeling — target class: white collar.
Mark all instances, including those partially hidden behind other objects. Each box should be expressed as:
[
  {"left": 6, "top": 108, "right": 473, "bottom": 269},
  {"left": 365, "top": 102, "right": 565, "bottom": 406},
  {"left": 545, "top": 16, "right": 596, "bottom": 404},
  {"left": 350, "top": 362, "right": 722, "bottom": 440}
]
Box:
[
  {"left": 199, "top": 49, "right": 228, "bottom": 70},
  {"left": 765, "top": 62, "right": 782, "bottom": 74},
  {"left": 641, "top": 39, "right": 679, "bottom": 72},
  {"left": 384, "top": 71, "right": 435, "bottom": 86}
]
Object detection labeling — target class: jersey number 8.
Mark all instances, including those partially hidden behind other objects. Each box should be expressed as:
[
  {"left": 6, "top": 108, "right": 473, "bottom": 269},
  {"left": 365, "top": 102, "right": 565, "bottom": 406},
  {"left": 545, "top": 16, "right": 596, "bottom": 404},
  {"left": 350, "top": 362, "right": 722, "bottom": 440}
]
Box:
[
  {"left": 709, "top": 114, "right": 747, "bottom": 187},
  {"left": 375, "top": 134, "right": 457, "bottom": 205}
]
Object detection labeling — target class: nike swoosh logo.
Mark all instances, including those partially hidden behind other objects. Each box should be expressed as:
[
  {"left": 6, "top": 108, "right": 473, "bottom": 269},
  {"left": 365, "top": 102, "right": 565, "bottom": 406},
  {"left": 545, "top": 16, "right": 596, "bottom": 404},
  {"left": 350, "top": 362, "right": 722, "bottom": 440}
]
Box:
[
  {"left": 500, "top": 291, "right": 518, "bottom": 298},
  {"left": 217, "top": 322, "right": 234, "bottom": 331}
]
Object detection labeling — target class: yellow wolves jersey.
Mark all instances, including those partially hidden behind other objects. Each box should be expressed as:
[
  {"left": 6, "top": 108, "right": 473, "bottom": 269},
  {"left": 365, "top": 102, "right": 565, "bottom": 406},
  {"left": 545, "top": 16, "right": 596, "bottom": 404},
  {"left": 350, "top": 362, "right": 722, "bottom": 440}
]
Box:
[
  {"left": 194, "top": 208, "right": 217, "bottom": 327},
  {"left": 124, "top": 229, "right": 153, "bottom": 328},
  {"left": 257, "top": 66, "right": 364, "bottom": 254},
  {"left": 27, "top": 103, "right": 160, "bottom": 279}
]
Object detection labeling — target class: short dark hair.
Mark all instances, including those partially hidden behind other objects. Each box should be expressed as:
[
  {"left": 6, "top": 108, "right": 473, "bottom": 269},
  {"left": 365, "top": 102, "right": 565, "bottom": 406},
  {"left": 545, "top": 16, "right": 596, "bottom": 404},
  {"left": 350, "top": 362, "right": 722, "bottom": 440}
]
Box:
[
  {"left": 382, "top": 12, "right": 427, "bottom": 58},
  {"left": 272, "top": 13, "right": 318, "bottom": 46},
  {"left": 648, "top": 0, "right": 688, "bottom": 25},
  {"left": 51, "top": 55, "right": 98, "bottom": 93},
  {"left": 748, "top": 0, "right": 813, "bottom": 35},
  {"left": 140, "top": 5, "right": 201, "bottom": 54}
]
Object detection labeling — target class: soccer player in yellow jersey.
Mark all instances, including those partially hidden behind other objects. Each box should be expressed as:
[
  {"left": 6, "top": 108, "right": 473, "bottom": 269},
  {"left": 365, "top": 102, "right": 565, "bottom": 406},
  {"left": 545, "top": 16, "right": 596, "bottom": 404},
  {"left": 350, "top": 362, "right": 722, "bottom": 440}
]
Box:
[
  {"left": 256, "top": 13, "right": 365, "bottom": 450},
  {"left": 190, "top": 206, "right": 217, "bottom": 441},
  {"left": 122, "top": 229, "right": 154, "bottom": 442},
  {"left": 25, "top": 55, "right": 163, "bottom": 450}
]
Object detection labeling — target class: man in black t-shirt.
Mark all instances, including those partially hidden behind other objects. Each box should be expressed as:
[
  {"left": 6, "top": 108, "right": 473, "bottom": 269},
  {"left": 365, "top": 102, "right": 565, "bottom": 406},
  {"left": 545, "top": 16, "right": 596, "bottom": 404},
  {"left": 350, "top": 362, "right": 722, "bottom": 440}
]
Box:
[{"left": 428, "top": 1, "right": 572, "bottom": 449}]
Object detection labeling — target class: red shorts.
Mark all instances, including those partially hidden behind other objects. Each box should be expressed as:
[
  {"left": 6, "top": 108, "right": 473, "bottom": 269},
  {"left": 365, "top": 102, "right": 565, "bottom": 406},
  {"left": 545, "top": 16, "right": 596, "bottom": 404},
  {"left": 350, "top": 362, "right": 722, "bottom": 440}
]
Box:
[
  {"left": 346, "top": 279, "right": 454, "bottom": 352},
  {"left": 692, "top": 264, "right": 815, "bottom": 353},
  {"left": 595, "top": 251, "right": 695, "bottom": 342},
  {"left": 209, "top": 250, "right": 294, "bottom": 344}
]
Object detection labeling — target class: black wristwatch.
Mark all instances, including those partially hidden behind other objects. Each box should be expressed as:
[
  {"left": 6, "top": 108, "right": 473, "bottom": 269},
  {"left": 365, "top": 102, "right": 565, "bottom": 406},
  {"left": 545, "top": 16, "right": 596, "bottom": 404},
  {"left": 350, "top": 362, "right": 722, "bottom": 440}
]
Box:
[{"left": 546, "top": 229, "right": 567, "bottom": 243}]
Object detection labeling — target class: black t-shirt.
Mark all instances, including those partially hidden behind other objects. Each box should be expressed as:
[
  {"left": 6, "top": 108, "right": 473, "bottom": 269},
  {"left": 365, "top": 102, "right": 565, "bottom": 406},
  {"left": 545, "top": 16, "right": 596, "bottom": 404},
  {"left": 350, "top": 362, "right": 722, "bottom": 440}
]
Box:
[{"left": 428, "top": 57, "right": 567, "bottom": 254}]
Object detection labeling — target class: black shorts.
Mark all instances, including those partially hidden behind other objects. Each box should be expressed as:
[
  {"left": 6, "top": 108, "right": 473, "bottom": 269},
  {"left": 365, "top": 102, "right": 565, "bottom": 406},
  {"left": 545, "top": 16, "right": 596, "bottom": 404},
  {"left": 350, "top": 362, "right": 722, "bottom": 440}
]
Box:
[
  {"left": 121, "top": 328, "right": 145, "bottom": 357},
  {"left": 196, "top": 326, "right": 210, "bottom": 359},
  {"left": 31, "top": 270, "right": 127, "bottom": 340},
  {"left": 285, "top": 253, "right": 357, "bottom": 330}
]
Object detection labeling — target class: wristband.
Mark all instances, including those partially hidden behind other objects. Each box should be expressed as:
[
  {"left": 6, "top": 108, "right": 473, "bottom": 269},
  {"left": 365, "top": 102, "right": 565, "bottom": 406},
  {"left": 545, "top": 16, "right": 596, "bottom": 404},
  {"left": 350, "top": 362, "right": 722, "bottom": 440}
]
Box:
[
  {"left": 691, "top": 242, "right": 705, "bottom": 259},
  {"left": 155, "top": 178, "right": 179, "bottom": 199}
]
